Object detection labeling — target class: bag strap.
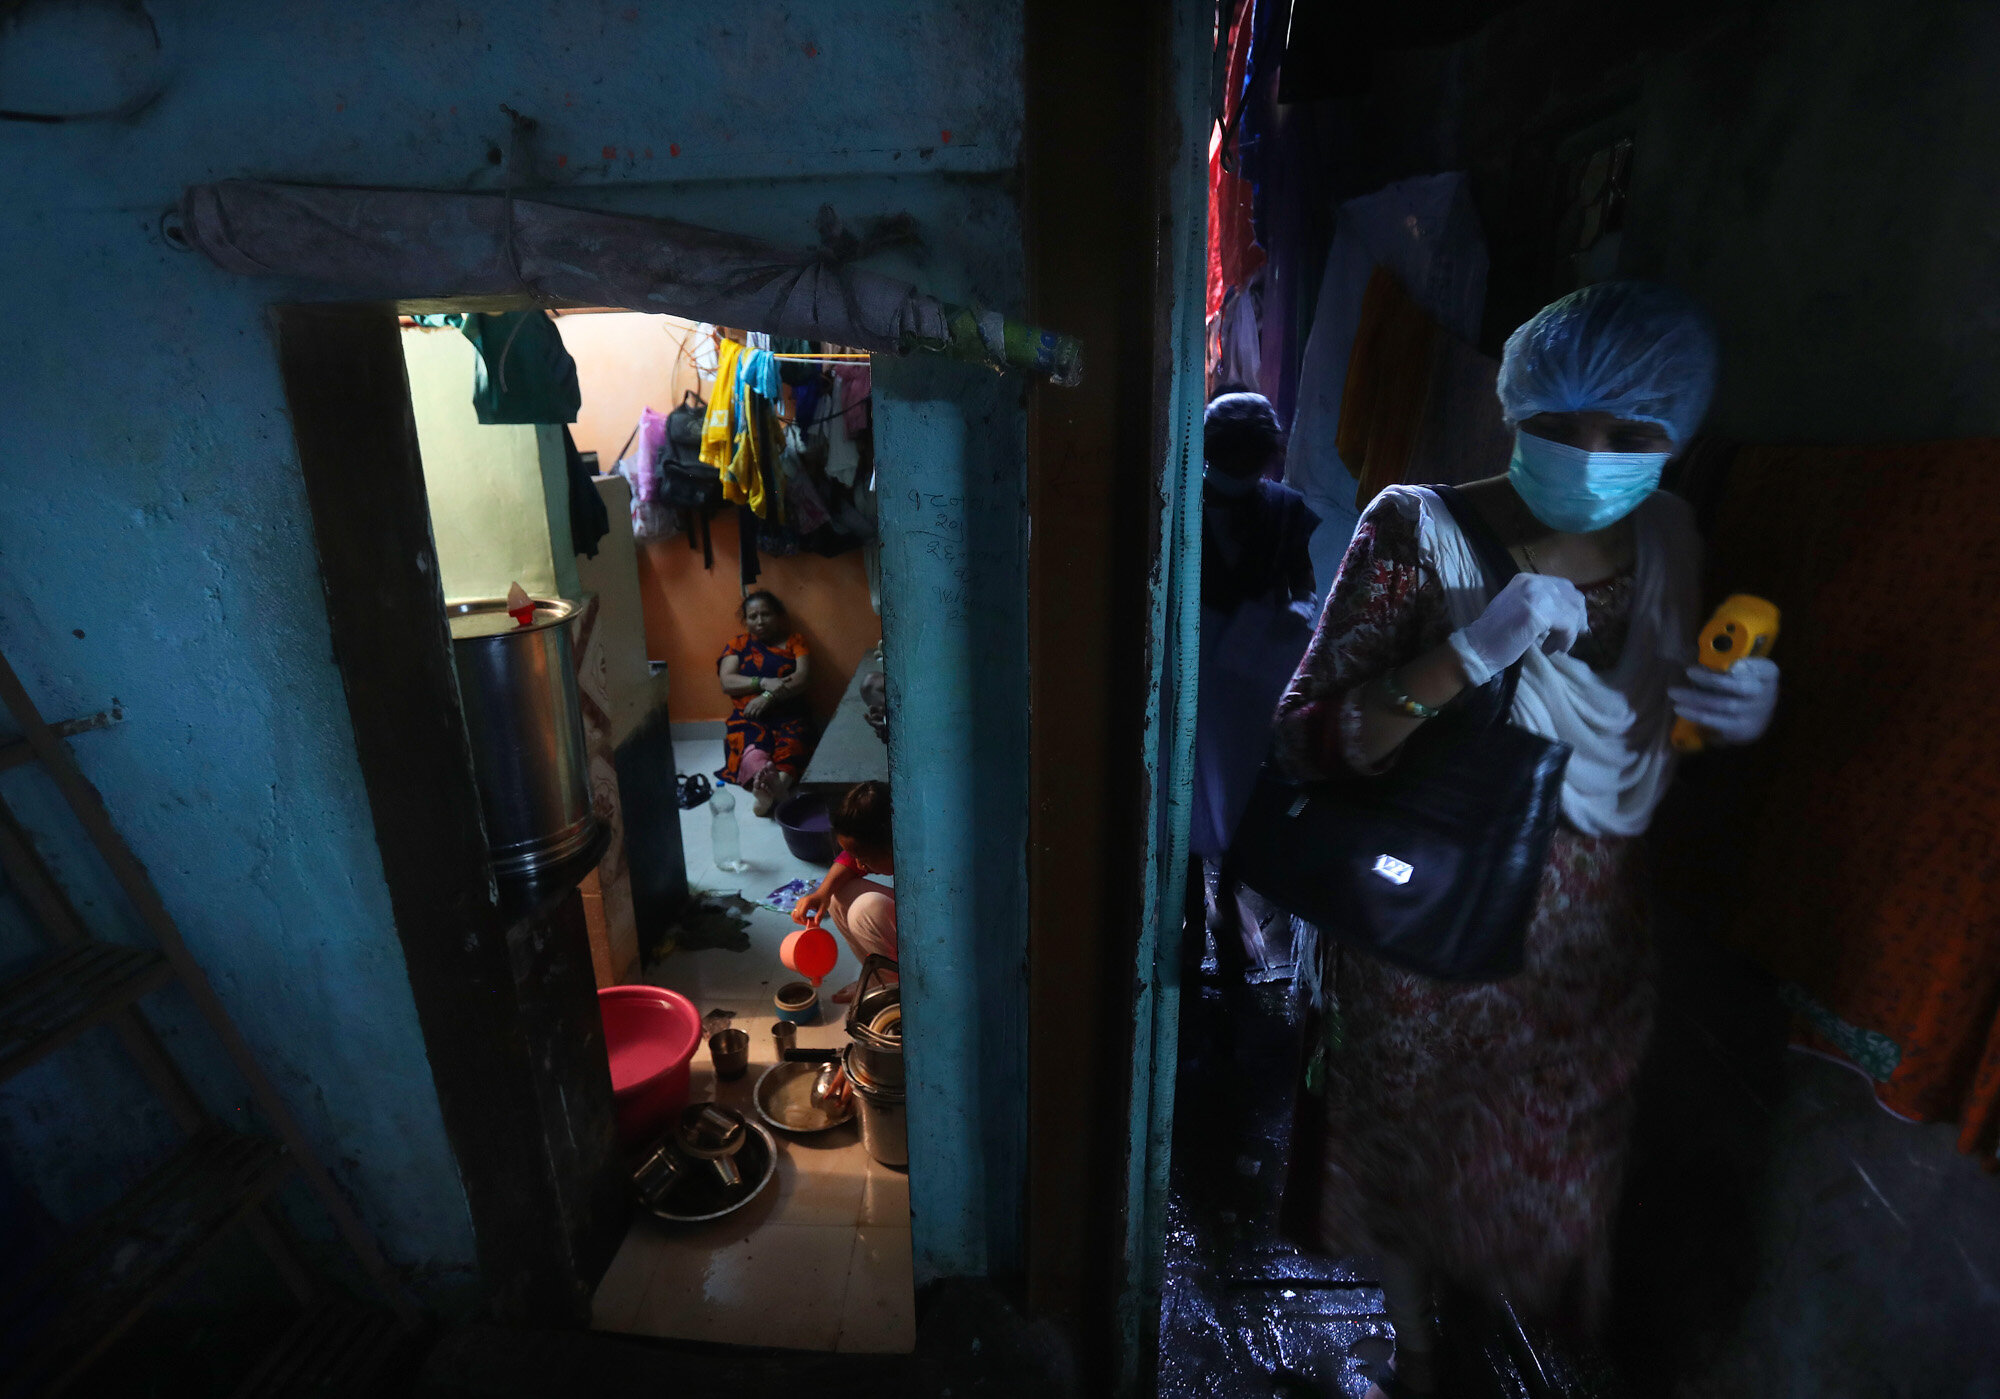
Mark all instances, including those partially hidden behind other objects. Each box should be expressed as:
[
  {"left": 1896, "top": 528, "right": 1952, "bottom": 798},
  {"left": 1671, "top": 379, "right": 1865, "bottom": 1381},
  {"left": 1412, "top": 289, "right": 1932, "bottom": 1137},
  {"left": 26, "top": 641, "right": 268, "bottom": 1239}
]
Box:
[
  {"left": 1430, "top": 484, "right": 1519, "bottom": 593},
  {"left": 1429, "top": 484, "right": 1529, "bottom": 715}
]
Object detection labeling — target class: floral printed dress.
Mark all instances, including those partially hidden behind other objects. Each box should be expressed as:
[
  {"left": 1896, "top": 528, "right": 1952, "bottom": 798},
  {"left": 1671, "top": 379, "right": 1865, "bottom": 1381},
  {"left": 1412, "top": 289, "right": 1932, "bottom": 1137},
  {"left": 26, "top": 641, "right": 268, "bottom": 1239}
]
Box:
[
  {"left": 718, "top": 631, "right": 811, "bottom": 783},
  {"left": 1272, "top": 500, "right": 1656, "bottom": 1328}
]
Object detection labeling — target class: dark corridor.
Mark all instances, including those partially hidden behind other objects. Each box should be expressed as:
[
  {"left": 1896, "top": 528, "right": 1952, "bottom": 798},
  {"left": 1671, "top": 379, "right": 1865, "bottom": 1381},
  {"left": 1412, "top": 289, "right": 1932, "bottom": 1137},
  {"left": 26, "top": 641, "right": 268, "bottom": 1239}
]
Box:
[
  {"left": 1159, "top": 951, "right": 1626, "bottom": 1399},
  {"left": 1161, "top": 899, "right": 2000, "bottom": 1398}
]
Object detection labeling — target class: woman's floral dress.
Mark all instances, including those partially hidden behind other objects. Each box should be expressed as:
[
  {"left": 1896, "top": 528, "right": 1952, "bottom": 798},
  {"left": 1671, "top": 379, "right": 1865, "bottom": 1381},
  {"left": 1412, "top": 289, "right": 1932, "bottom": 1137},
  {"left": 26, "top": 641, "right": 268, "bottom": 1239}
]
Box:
[
  {"left": 1272, "top": 500, "right": 1655, "bottom": 1327},
  {"left": 718, "top": 631, "right": 811, "bottom": 782}
]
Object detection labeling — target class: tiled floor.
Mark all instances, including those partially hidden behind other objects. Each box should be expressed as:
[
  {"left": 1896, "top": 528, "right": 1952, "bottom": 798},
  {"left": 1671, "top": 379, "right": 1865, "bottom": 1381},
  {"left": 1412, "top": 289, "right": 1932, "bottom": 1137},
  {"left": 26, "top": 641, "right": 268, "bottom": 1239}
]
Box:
[{"left": 590, "top": 735, "right": 914, "bottom": 1354}]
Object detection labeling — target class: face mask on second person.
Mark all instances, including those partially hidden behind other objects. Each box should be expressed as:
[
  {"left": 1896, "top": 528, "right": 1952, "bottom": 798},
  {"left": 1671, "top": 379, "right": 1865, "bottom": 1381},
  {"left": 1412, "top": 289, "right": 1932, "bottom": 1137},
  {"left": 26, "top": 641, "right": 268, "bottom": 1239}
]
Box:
[{"left": 1507, "top": 430, "right": 1671, "bottom": 534}]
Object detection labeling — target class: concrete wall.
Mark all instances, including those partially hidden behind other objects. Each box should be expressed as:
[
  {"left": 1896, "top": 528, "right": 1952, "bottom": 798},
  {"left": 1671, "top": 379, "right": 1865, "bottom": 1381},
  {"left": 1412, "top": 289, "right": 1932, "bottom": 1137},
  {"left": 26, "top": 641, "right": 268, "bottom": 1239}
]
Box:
[
  {"left": 0, "top": 0, "right": 1026, "bottom": 1305},
  {"left": 1619, "top": 0, "right": 2000, "bottom": 443},
  {"left": 876, "top": 356, "right": 1030, "bottom": 1283},
  {"left": 554, "top": 313, "right": 706, "bottom": 478},
  {"left": 403, "top": 326, "right": 567, "bottom": 604},
  {"left": 1434, "top": 0, "right": 2000, "bottom": 444}
]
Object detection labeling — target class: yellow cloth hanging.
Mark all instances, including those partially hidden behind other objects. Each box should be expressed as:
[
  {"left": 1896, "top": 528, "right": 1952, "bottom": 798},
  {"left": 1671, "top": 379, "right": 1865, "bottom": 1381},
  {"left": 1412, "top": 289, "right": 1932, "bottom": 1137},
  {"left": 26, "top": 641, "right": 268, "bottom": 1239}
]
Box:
[
  {"left": 723, "top": 395, "right": 782, "bottom": 520},
  {"left": 701, "top": 338, "right": 742, "bottom": 469}
]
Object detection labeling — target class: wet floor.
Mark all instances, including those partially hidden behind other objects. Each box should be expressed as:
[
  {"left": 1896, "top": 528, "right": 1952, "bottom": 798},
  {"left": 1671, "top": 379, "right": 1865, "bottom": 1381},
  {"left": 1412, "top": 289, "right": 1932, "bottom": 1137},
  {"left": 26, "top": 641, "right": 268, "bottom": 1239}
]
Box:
[
  {"left": 1157, "top": 928, "right": 1623, "bottom": 1399},
  {"left": 1157, "top": 947, "right": 1390, "bottom": 1399}
]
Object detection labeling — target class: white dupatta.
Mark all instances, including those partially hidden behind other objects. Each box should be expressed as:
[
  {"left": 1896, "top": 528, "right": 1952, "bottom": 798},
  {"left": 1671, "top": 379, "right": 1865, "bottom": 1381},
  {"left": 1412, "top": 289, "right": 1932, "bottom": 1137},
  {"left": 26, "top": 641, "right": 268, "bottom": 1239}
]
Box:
[{"left": 1383, "top": 485, "right": 1701, "bottom": 837}]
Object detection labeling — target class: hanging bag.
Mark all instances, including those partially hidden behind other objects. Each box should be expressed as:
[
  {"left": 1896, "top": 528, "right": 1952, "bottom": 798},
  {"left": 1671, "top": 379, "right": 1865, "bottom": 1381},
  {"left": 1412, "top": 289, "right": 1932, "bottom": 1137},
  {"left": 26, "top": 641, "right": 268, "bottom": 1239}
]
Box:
[
  {"left": 1229, "top": 485, "right": 1571, "bottom": 982},
  {"left": 659, "top": 390, "right": 723, "bottom": 510}
]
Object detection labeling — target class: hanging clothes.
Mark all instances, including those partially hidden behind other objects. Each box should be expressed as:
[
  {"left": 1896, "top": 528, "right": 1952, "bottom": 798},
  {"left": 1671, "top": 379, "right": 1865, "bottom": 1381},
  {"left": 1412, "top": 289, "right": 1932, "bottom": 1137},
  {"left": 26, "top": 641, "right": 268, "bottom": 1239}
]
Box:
[
  {"left": 779, "top": 425, "right": 833, "bottom": 535},
  {"left": 823, "top": 374, "right": 863, "bottom": 488},
  {"left": 1338, "top": 268, "right": 1442, "bottom": 504},
  {"left": 792, "top": 377, "right": 823, "bottom": 427},
  {"left": 772, "top": 336, "right": 820, "bottom": 386},
  {"left": 564, "top": 426, "right": 611, "bottom": 559},
  {"left": 1214, "top": 281, "right": 1263, "bottom": 391},
  {"left": 1206, "top": 0, "right": 1264, "bottom": 322},
  {"left": 1285, "top": 173, "right": 1489, "bottom": 599},
  {"left": 831, "top": 364, "right": 871, "bottom": 437},
  {"left": 702, "top": 338, "right": 744, "bottom": 469},
  {"left": 617, "top": 407, "right": 672, "bottom": 540},
  {"left": 722, "top": 392, "right": 780, "bottom": 520},
  {"left": 738, "top": 346, "right": 782, "bottom": 404},
  {"left": 459, "top": 311, "right": 581, "bottom": 425},
  {"left": 736, "top": 505, "right": 761, "bottom": 588},
  {"left": 1336, "top": 268, "right": 1514, "bottom": 511},
  {"left": 689, "top": 323, "right": 721, "bottom": 378}
]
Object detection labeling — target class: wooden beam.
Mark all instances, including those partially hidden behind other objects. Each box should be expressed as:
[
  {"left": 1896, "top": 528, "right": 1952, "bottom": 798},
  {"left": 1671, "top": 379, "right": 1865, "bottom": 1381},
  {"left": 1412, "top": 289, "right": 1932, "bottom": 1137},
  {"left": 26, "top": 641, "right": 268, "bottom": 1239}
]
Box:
[{"left": 0, "top": 711, "right": 119, "bottom": 774}]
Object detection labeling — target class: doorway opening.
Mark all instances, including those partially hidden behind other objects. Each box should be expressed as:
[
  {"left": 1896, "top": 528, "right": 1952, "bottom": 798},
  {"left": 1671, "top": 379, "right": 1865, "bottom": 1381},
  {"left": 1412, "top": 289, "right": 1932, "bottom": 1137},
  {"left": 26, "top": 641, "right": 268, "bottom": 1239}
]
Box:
[{"left": 396, "top": 310, "right": 913, "bottom": 1353}]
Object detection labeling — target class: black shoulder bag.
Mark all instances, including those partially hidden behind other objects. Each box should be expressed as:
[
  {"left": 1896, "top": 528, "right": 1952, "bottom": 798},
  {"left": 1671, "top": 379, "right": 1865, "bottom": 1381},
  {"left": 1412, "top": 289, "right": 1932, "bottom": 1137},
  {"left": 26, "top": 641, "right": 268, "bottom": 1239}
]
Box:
[
  {"left": 660, "top": 390, "right": 721, "bottom": 510},
  {"left": 1229, "top": 485, "right": 1572, "bottom": 982}
]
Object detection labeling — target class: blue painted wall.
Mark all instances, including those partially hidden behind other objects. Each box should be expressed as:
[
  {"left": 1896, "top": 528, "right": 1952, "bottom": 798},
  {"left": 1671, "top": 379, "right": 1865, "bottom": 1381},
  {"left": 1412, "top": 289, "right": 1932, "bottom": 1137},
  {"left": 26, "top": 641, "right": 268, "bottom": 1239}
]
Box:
[
  {"left": 0, "top": 0, "right": 1027, "bottom": 1304},
  {"left": 876, "top": 358, "right": 1030, "bottom": 1283}
]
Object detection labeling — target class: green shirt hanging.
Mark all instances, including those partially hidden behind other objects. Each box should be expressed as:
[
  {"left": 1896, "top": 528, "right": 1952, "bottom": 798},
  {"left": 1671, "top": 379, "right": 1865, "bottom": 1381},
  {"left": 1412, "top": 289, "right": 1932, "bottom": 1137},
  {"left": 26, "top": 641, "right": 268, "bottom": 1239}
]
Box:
[{"left": 459, "top": 310, "right": 582, "bottom": 425}]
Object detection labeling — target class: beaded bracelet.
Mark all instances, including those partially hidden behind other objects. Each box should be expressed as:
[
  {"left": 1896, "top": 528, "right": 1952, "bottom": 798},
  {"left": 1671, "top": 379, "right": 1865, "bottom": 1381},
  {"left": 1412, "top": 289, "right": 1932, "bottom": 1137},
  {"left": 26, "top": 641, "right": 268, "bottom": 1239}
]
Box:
[{"left": 1376, "top": 669, "right": 1440, "bottom": 720}]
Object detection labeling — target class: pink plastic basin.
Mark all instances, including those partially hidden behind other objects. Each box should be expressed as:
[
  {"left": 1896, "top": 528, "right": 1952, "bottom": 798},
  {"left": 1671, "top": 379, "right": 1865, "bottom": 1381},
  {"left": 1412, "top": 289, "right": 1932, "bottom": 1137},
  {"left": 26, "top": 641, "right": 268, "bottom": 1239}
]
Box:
[{"left": 598, "top": 985, "right": 703, "bottom": 1147}]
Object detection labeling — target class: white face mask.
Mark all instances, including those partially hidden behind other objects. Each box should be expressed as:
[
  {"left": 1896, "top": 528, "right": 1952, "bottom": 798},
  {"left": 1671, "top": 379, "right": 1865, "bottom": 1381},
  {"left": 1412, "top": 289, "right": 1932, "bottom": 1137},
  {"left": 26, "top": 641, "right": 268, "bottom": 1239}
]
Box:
[{"left": 1507, "top": 430, "right": 1669, "bottom": 533}]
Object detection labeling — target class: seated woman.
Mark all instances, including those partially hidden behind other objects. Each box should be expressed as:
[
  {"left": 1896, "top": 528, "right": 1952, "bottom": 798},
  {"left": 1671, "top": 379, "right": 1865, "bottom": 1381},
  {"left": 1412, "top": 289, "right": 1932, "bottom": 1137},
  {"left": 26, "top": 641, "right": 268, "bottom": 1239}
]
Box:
[
  {"left": 717, "top": 590, "right": 813, "bottom": 817},
  {"left": 791, "top": 781, "right": 895, "bottom": 1001}
]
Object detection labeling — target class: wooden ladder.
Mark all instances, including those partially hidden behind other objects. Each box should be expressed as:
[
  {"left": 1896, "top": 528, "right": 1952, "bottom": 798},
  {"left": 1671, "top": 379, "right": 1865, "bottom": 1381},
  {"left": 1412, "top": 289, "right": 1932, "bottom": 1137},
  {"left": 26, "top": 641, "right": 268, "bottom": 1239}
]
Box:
[{"left": 0, "top": 647, "right": 422, "bottom": 1396}]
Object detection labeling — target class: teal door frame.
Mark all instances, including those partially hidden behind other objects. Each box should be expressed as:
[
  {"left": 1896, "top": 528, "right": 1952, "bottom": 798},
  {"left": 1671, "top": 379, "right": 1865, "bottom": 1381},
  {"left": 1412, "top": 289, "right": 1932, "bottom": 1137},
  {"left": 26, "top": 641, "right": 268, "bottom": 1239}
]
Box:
[{"left": 1114, "top": 0, "right": 1212, "bottom": 1388}]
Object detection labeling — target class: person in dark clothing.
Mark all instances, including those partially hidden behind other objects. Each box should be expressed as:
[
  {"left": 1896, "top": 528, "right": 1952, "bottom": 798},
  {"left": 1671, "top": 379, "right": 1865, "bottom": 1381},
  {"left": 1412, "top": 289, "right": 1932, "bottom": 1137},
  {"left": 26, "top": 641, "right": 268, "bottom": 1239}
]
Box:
[
  {"left": 1190, "top": 389, "right": 1319, "bottom": 978},
  {"left": 1200, "top": 390, "right": 1319, "bottom": 615}
]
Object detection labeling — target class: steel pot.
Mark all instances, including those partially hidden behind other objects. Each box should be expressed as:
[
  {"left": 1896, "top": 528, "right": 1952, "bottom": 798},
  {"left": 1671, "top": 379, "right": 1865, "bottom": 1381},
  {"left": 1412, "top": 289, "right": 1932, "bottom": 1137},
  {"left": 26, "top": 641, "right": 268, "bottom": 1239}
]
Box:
[
  {"left": 844, "top": 954, "right": 904, "bottom": 1090},
  {"left": 843, "top": 1044, "right": 907, "bottom": 1169},
  {"left": 446, "top": 597, "right": 599, "bottom": 881}
]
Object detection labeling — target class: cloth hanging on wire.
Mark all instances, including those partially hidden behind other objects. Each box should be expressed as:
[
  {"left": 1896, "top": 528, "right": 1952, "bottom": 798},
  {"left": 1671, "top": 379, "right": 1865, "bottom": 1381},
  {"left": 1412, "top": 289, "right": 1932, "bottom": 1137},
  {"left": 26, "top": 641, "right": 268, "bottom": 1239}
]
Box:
[
  {"left": 563, "top": 426, "right": 610, "bottom": 558},
  {"left": 831, "top": 364, "right": 871, "bottom": 437},
  {"left": 1285, "top": 173, "right": 1489, "bottom": 601},
  {"left": 459, "top": 310, "right": 581, "bottom": 425},
  {"left": 173, "top": 181, "right": 1082, "bottom": 383},
  {"left": 779, "top": 425, "right": 833, "bottom": 536},
  {"left": 1207, "top": 0, "right": 1264, "bottom": 321},
  {"left": 793, "top": 378, "right": 823, "bottom": 427},
  {"left": 736, "top": 505, "right": 761, "bottom": 588},
  {"left": 1337, "top": 268, "right": 1511, "bottom": 511},
  {"left": 738, "top": 347, "right": 782, "bottom": 404},
  {"left": 723, "top": 392, "right": 780, "bottom": 520},
  {"left": 1212, "top": 280, "right": 1262, "bottom": 390},
  {"left": 702, "top": 339, "right": 744, "bottom": 470},
  {"left": 824, "top": 375, "right": 863, "bottom": 488}
]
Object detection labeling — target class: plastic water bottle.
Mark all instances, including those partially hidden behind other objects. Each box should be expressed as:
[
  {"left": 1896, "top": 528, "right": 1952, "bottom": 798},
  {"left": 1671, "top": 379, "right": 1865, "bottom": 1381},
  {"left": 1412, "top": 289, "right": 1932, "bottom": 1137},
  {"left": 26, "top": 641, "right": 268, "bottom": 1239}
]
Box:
[{"left": 710, "top": 783, "right": 747, "bottom": 873}]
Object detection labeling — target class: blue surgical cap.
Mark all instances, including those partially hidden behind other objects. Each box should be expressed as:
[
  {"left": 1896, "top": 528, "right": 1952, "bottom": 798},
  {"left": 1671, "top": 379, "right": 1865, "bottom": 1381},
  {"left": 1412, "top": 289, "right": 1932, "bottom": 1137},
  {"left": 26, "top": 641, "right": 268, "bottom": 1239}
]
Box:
[{"left": 1496, "top": 281, "right": 1719, "bottom": 446}]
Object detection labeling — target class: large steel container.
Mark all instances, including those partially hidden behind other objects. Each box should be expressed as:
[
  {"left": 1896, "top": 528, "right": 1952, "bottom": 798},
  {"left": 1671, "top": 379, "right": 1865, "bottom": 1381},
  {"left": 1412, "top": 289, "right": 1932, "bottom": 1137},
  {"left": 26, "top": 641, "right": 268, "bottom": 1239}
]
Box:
[{"left": 446, "top": 597, "right": 599, "bottom": 881}]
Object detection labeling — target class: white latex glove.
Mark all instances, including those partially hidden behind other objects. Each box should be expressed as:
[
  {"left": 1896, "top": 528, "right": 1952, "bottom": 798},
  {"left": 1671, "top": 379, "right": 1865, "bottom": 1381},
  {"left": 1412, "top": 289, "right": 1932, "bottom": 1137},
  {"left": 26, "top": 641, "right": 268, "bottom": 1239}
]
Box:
[
  {"left": 1447, "top": 573, "right": 1590, "bottom": 686},
  {"left": 1669, "top": 656, "right": 1780, "bottom": 745}
]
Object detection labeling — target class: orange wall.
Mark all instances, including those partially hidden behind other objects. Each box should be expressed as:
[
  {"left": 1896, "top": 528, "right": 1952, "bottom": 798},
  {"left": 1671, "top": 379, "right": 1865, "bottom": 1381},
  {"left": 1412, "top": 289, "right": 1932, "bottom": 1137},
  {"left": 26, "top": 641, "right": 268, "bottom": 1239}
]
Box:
[
  {"left": 554, "top": 311, "right": 705, "bottom": 464},
  {"left": 558, "top": 311, "right": 881, "bottom": 725},
  {"left": 637, "top": 514, "right": 879, "bottom": 724}
]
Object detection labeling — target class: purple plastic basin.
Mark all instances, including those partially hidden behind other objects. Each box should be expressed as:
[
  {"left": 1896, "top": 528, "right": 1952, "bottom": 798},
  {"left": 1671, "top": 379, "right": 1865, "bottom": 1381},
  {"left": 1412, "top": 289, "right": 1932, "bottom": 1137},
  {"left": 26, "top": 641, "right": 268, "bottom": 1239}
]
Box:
[{"left": 776, "top": 792, "right": 838, "bottom": 866}]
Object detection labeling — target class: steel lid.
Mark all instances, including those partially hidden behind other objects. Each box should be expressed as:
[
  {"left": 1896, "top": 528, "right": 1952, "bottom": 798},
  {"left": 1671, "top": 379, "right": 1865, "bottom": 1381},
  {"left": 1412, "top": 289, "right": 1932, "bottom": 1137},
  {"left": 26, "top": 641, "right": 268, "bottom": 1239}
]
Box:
[{"left": 446, "top": 597, "right": 576, "bottom": 640}]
